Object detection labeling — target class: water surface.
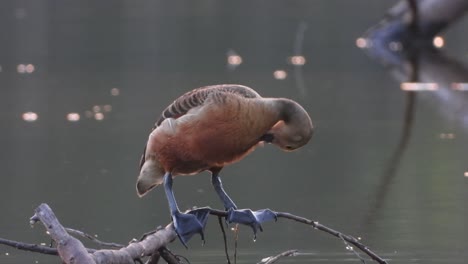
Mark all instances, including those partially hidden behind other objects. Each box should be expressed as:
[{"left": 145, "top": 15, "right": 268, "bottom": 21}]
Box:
[{"left": 0, "top": 1, "right": 467, "bottom": 263}]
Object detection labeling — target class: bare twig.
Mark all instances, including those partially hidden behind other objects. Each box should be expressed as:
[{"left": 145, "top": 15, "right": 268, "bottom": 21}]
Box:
[
  {"left": 173, "top": 254, "right": 191, "bottom": 264},
  {"left": 233, "top": 224, "right": 239, "bottom": 264},
  {"left": 158, "top": 247, "right": 181, "bottom": 264},
  {"left": 0, "top": 237, "right": 59, "bottom": 255},
  {"left": 218, "top": 216, "right": 231, "bottom": 264},
  {"left": 276, "top": 212, "right": 387, "bottom": 264},
  {"left": 145, "top": 251, "right": 160, "bottom": 264},
  {"left": 339, "top": 234, "right": 366, "bottom": 264},
  {"left": 65, "top": 228, "right": 125, "bottom": 249},
  {"left": 257, "top": 249, "right": 298, "bottom": 264}
]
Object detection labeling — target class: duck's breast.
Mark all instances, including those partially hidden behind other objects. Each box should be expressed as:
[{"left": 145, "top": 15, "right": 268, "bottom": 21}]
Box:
[{"left": 149, "top": 96, "right": 276, "bottom": 174}]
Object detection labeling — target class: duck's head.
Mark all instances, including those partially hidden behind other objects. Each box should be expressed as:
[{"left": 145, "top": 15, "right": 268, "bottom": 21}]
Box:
[{"left": 265, "top": 98, "right": 314, "bottom": 151}]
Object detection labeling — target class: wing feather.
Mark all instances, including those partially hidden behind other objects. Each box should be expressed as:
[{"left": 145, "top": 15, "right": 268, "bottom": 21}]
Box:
[
  {"left": 139, "top": 84, "right": 261, "bottom": 170},
  {"left": 155, "top": 84, "right": 260, "bottom": 127}
]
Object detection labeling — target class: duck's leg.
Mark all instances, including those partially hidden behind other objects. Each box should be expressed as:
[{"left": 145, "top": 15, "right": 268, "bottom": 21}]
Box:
[
  {"left": 163, "top": 172, "right": 208, "bottom": 247},
  {"left": 210, "top": 169, "right": 277, "bottom": 239}
]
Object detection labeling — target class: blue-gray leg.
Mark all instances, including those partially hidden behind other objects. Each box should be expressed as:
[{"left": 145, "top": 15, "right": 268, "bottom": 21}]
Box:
[
  {"left": 211, "top": 171, "right": 277, "bottom": 239},
  {"left": 163, "top": 172, "right": 208, "bottom": 247},
  {"left": 211, "top": 171, "right": 237, "bottom": 210}
]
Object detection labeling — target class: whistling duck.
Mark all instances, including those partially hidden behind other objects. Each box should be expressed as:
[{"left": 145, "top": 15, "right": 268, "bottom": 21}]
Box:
[{"left": 136, "top": 84, "right": 313, "bottom": 246}]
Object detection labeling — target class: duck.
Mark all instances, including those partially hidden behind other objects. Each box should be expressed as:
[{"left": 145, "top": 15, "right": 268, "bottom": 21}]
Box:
[{"left": 136, "top": 84, "right": 313, "bottom": 246}]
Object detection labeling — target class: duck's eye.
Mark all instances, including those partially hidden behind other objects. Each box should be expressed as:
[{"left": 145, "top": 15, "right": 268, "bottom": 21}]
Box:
[
  {"left": 285, "top": 145, "right": 293, "bottom": 150},
  {"left": 260, "top": 133, "right": 274, "bottom": 143}
]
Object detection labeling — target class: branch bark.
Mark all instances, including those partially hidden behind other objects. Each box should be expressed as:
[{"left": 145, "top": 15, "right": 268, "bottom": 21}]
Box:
[
  {"left": 31, "top": 204, "right": 97, "bottom": 264},
  {"left": 29, "top": 203, "right": 177, "bottom": 264},
  {"left": 0, "top": 237, "right": 59, "bottom": 255}
]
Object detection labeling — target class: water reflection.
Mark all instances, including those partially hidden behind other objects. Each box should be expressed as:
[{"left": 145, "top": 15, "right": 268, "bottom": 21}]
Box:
[
  {"left": 110, "top": 88, "right": 120, "bottom": 96},
  {"left": 400, "top": 82, "right": 438, "bottom": 91},
  {"left": 66, "top": 113, "right": 80, "bottom": 122},
  {"left": 22, "top": 112, "right": 39, "bottom": 122},
  {"left": 432, "top": 36, "right": 444, "bottom": 48},
  {"left": 273, "top": 70, "right": 287, "bottom": 80},
  {"left": 94, "top": 112, "right": 105, "bottom": 121},
  {"left": 360, "top": 0, "right": 468, "bottom": 230},
  {"left": 288, "top": 56, "right": 306, "bottom": 66},
  {"left": 17, "top": 64, "right": 35, "bottom": 74},
  {"left": 452, "top": 82, "right": 468, "bottom": 91},
  {"left": 226, "top": 50, "right": 242, "bottom": 71}
]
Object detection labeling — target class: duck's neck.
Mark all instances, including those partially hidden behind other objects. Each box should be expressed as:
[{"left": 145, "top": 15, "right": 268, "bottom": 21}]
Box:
[{"left": 262, "top": 98, "right": 311, "bottom": 127}]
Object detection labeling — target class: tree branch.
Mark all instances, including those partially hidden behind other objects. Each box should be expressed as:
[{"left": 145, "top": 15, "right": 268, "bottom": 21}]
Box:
[
  {"left": 207, "top": 209, "right": 387, "bottom": 264},
  {"left": 0, "top": 237, "right": 59, "bottom": 255},
  {"left": 1, "top": 204, "right": 387, "bottom": 264},
  {"left": 277, "top": 211, "right": 386, "bottom": 263},
  {"left": 30, "top": 204, "right": 98, "bottom": 264}
]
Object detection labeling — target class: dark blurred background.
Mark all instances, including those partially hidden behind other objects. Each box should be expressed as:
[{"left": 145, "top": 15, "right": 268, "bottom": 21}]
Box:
[{"left": 1, "top": 1, "right": 467, "bottom": 263}]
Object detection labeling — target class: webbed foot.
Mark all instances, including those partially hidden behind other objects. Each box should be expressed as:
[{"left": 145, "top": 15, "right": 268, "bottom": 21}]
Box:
[
  {"left": 227, "top": 208, "right": 277, "bottom": 239},
  {"left": 172, "top": 208, "right": 210, "bottom": 247}
]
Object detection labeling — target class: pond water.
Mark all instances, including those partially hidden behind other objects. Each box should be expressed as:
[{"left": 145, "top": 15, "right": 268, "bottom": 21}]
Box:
[{"left": 1, "top": 1, "right": 467, "bottom": 263}]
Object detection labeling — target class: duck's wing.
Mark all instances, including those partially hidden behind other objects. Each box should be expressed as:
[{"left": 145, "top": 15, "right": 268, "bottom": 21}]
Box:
[
  {"left": 155, "top": 84, "right": 261, "bottom": 127},
  {"left": 139, "top": 84, "right": 261, "bottom": 169}
]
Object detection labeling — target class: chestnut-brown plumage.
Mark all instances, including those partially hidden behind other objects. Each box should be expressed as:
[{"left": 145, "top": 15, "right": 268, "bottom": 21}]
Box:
[{"left": 136, "top": 84, "right": 313, "bottom": 246}]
